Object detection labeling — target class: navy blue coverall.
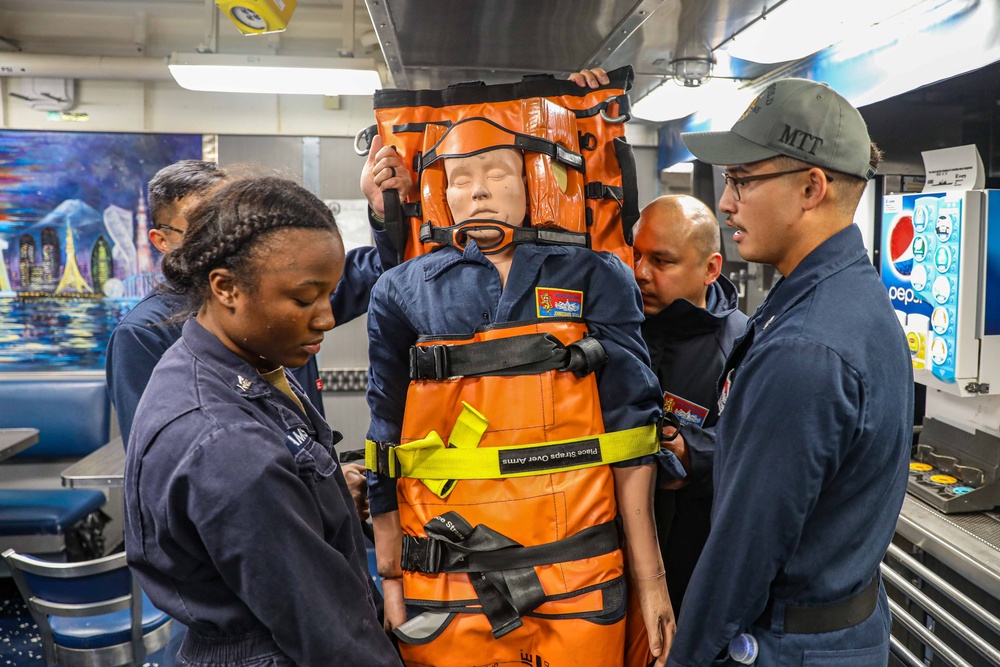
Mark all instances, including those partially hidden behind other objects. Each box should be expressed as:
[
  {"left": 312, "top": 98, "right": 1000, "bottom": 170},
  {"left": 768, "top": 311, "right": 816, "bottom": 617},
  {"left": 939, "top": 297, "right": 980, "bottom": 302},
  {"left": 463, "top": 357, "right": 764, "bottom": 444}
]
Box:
[
  {"left": 125, "top": 318, "right": 402, "bottom": 667},
  {"left": 642, "top": 274, "right": 748, "bottom": 614},
  {"left": 666, "top": 225, "right": 913, "bottom": 666}
]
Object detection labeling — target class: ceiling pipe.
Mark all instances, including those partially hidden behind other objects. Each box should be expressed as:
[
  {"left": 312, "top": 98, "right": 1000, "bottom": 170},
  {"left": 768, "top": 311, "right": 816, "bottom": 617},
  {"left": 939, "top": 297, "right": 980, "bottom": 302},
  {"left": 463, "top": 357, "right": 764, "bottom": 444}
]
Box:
[{"left": 0, "top": 53, "right": 172, "bottom": 81}]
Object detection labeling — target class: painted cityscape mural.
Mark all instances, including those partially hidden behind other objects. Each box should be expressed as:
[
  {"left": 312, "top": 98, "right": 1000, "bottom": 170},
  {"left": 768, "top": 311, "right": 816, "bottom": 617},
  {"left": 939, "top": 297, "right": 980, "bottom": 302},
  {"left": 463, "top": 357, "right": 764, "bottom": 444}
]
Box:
[{"left": 0, "top": 130, "right": 204, "bottom": 371}]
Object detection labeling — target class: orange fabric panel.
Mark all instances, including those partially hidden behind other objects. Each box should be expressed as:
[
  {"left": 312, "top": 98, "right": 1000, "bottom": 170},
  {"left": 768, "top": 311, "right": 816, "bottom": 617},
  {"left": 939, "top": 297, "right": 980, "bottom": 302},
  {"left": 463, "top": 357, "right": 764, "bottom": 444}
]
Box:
[
  {"left": 416, "top": 124, "right": 450, "bottom": 260},
  {"left": 400, "top": 613, "right": 626, "bottom": 667},
  {"left": 397, "top": 321, "right": 622, "bottom": 607},
  {"left": 523, "top": 98, "right": 586, "bottom": 234}
]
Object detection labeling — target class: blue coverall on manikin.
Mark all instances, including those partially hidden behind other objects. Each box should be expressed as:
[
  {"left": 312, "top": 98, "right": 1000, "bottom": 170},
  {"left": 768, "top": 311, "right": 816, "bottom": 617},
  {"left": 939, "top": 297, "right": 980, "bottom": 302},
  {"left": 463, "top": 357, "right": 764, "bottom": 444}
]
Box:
[
  {"left": 665, "top": 225, "right": 913, "bottom": 667},
  {"left": 365, "top": 240, "right": 669, "bottom": 515}
]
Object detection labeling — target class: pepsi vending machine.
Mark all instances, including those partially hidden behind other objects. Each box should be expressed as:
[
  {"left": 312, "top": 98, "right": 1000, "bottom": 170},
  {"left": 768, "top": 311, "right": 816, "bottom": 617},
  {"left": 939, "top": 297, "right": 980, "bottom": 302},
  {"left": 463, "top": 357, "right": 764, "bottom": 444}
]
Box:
[
  {"left": 883, "top": 192, "right": 980, "bottom": 384},
  {"left": 882, "top": 190, "right": 1000, "bottom": 512}
]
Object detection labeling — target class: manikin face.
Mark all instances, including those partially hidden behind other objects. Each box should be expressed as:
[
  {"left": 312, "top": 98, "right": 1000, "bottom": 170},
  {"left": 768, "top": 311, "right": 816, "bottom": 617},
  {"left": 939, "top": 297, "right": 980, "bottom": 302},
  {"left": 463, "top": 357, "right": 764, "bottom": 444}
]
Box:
[
  {"left": 444, "top": 148, "right": 528, "bottom": 245},
  {"left": 633, "top": 211, "right": 715, "bottom": 314},
  {"left": 212, "top": 228, "right": 344, "bottom": 370}
]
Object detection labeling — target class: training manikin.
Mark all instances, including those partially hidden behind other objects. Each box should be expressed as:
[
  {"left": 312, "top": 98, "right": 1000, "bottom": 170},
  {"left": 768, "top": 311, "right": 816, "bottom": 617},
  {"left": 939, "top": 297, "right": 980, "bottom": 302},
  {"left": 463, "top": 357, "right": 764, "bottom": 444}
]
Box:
[{"left": 363, "top": 69, "right": 684, "bottom": 667}]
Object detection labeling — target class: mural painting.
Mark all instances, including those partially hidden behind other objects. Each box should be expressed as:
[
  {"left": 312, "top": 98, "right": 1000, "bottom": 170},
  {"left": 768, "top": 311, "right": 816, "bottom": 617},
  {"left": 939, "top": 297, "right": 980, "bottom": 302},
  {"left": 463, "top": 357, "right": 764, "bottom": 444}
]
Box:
[{"left": 0, "top": 130, "right": 204, "bottom": 371}]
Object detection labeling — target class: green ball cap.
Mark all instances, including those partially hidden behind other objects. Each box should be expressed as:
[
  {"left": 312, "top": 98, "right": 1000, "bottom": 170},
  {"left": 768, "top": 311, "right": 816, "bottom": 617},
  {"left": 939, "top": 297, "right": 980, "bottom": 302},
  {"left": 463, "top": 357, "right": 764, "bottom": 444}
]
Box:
[{"left": 681, "top": 78, "right": 876, "bottom": 181}]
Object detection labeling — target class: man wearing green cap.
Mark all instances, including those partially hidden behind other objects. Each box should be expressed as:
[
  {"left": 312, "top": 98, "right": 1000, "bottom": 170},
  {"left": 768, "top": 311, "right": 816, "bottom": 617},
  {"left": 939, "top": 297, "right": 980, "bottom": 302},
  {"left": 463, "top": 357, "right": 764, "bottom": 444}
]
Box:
[{"left": 664, "top": 79, "right": 912, "bottom": 666}]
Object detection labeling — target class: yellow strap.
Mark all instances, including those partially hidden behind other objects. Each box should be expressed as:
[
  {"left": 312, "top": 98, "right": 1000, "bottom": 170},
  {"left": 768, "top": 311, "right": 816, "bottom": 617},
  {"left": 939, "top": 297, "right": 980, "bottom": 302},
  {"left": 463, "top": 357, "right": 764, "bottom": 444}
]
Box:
[
  {"left": 366, "top": 423, "right": 658, "bottom": 482},
  {"left": 448, "top": 402, "right": 489, "bottom": 449}
]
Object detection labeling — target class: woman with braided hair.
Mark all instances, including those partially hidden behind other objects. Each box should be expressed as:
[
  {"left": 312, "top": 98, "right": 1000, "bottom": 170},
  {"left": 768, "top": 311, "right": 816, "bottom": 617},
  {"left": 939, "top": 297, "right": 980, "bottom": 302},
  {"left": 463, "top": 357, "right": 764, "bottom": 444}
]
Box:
[{"left": 124, "top": 176, "right": 403, "bottom": 667}]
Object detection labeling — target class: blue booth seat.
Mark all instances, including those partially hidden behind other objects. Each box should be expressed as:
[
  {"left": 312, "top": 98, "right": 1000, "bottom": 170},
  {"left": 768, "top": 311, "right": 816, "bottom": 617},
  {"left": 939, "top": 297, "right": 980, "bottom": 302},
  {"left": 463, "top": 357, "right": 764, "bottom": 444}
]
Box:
[
  {"left": 0, "top": 490, "right": 107, "bottom": 535},
  {"left": 0, "top": 377, "right": 113, "bottom": 561},
  {"left": 0, "top": 377, "right": 111, "bottom": 459}
]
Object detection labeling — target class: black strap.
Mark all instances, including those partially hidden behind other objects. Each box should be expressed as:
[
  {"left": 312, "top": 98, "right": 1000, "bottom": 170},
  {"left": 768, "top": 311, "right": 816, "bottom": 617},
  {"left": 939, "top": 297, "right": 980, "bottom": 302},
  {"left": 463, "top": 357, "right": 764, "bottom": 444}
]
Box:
[
  {"left": 402, "top": 517, "right": 620, "bottom": 574},
  {"left": 402, "top": 515, "right": 620, "bottom": 637},
  {"left": 392, "top": 120, "right": 452, "bottom": 134},
  {"left": 756, "top": 574, "right": 881, "bottom": 634},
  {"left": 401, "top": 202, "right": 422, "bottom": 219},
  {"left": 419, "top": 221, "right": 590, "bottom": 253},
  {"left": 585, "top": 181, "right": 625, "bottom": 201},
  {"left": 565, "top": 336, "right": 608, "bottom": 378},
  {"left": 572, "top": 93, "right": 631, "bottom": 120},
  {"left": 381, "top": 188, "right": 407, "bottom": 265},
  {"left": 409, "top": 333, "right": 607, "bottom": 380},
  {"left": 374, "top": 65, "right": 634, "bottom": 110},
  {"left": 420, "top": 117, "right": 585, "bottom": 173},
  {"left": 613, "top": 137, "right": 640, "bottom": 245}
]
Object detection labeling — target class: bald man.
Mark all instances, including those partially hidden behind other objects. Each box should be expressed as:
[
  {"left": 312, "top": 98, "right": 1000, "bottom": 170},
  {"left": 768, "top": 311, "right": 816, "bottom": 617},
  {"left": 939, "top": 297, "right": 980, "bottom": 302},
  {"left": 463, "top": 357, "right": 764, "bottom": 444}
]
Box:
[{"left": 633, "top": 195, "right": 748, "bottom": 614}]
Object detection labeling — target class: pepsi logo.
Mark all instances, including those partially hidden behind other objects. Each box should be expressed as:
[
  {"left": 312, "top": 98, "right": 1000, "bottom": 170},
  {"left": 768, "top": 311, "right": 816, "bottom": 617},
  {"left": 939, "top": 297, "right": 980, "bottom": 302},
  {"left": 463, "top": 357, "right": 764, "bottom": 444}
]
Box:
[{"left": 888, "top": 215, "right": 915, "bottom": 279}]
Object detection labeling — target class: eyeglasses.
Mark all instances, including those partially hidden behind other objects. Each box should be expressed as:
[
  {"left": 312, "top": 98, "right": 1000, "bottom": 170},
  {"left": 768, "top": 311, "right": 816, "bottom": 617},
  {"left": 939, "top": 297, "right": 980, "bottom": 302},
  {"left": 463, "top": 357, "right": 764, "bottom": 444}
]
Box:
[
  {"left": 722, "top": 167, "right": 833, "bottom": 201},
  {"left": 156, "top": 223, "right": 186, "bottom": 235}
]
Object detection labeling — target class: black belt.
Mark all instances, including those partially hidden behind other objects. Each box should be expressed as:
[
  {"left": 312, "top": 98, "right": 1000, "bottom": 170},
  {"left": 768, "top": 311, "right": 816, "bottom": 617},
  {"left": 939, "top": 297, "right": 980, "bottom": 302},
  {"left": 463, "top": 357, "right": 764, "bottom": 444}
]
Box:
[{"left": 756, "top": 575, "right": 880, "bottom": 634}]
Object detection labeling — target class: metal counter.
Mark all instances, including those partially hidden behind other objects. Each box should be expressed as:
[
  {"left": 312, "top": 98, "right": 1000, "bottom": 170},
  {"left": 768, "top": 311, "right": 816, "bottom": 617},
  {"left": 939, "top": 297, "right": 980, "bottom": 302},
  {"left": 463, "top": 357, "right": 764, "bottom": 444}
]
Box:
[
  {"left": 894, "top": 495, "right": 1000, "bottom": 599},
  {"left": 60, "top": 437, "right": 124, "bottom": 488},
  {"left": 887, "top": 495, "right": 1000, "bottom": 667}
]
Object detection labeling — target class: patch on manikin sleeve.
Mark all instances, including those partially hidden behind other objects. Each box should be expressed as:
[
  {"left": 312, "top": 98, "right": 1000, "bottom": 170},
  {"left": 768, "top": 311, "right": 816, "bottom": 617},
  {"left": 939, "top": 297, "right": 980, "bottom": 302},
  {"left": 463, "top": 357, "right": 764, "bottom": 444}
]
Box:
[
  {"left": 535, "top": 287, "right": 583, "bottom": 318},
  {"left": 663, "top": 391, "right": 709, "bottom": 427}
]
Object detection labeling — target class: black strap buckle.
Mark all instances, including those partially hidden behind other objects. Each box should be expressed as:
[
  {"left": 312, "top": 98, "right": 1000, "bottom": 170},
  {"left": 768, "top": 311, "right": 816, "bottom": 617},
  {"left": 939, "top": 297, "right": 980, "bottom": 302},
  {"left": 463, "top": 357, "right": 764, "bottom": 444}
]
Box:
[
  {"left": 401, "top": 534, "right": 441, "bottom": 574},
  {"left": 409, "top": 345, "right": 450, "bottom": 380},
  {"left": 373, "top": 441, "right": 398, "bottom": 477}
]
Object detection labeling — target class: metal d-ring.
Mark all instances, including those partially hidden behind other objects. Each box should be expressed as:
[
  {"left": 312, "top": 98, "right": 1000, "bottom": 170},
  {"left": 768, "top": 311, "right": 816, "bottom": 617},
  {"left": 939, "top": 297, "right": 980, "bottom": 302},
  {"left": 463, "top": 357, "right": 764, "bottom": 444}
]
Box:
[
  {"left": 354, "top": 126, "right": 375, "bottom": 156},
  {"left": 600, "top": 97, "right": 629, "bottom": 124}
]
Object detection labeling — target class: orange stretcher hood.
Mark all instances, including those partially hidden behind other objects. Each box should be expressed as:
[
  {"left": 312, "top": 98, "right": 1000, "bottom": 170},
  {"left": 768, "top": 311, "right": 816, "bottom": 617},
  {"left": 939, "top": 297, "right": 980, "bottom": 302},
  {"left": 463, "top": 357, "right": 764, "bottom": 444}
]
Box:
[{"left": 357, "top": 66, "right": 640, "bottom": 267}]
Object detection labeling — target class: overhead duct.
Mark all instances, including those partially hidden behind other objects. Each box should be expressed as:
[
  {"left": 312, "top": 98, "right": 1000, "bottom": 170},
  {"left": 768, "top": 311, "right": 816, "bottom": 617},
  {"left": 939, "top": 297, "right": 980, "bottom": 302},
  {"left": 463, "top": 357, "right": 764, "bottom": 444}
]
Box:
[{"left": 0, "top": 54, "right": 172, "bottom": 82}]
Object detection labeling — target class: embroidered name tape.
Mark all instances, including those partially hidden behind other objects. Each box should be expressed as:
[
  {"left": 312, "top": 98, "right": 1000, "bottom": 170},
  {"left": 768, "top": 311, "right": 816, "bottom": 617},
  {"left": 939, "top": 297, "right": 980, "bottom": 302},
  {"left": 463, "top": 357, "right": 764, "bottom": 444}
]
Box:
[{"left": 284, "top": 427, "right": 311, "bottom": 457}]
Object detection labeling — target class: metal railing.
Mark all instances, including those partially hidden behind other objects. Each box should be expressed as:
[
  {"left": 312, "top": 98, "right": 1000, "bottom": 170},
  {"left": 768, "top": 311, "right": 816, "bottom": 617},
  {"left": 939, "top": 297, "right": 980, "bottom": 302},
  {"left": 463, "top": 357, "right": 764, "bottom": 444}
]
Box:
[{"left": 884, "top": 542, "right": 1000, "bottom": 667}]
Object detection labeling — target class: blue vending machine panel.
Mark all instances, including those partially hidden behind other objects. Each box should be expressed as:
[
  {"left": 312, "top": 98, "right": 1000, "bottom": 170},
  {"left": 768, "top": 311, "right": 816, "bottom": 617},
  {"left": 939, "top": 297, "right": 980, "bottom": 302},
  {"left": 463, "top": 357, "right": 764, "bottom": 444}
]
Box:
[
  {"left": 882, "top": 192, "right": 962, "bottom": 383},
  {"left": 984, "top": 191, "right": 1000, "bottom": 337}
]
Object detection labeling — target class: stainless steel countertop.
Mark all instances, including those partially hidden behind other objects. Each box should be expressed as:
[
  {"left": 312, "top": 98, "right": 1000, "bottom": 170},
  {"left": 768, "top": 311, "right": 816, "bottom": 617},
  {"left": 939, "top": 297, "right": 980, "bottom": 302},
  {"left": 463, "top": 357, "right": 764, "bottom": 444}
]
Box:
[
  {"left": 60, "top": 437, "right": 125, "bottom": 488},
  {"left": 0, "top": 427, "right": 39, "bottom": 463},
  {"left": 895, "top": 494, "right": 1000, "bottom": 600}
]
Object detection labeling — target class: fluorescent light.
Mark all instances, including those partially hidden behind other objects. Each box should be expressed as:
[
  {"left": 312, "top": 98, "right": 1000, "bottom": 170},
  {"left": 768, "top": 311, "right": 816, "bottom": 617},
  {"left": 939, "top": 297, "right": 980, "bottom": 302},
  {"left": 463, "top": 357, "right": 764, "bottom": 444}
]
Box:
[
  {"left": 632, "top": 77, "right": 745, "bottom": 123},
  {"left": 723, "top": 0, "right": 923, "bottom": 64},
  {"left": 168, "top": 53, "right": 381, "bottom": 95}
]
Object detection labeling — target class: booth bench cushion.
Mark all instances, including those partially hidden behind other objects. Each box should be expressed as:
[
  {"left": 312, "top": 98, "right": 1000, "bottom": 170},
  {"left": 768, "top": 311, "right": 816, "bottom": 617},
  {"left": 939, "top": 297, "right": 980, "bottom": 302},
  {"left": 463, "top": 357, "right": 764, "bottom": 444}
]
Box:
[
  {"left": 0, "top": 489, "right": 106, "bottom": 536},
  {"left": 0, "top": 377, "right": 111, "bottom": 459}
]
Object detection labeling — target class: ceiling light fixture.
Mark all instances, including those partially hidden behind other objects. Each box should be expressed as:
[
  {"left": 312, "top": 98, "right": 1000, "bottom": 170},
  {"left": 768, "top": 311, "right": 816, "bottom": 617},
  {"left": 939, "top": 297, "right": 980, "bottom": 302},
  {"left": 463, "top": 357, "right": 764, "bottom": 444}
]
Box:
[
  {"left": 722, "top": 0, "right": 926, "bottom": 64},
  {"left": 669, "top": 56, "right": 715, "bottom": 87},
  {"left": 167, "top": 53, "right": 382, "bottom": 96}
]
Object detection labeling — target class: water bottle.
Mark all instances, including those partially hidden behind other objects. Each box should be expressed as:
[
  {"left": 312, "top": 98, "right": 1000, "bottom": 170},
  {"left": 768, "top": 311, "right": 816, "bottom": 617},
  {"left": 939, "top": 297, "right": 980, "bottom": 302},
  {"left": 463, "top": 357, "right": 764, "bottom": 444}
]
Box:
[{"left": 728, "top": 633, "right": 758, "bottom": 665}]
